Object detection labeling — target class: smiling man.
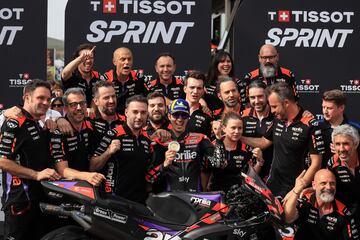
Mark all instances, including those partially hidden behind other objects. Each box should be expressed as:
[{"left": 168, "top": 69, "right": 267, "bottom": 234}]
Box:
[
  {"left": 146, "top": 53, "right": 185, "bottom": 104},
  {"left": 241, "top": 82, "right": 324, "bottom": 198}
]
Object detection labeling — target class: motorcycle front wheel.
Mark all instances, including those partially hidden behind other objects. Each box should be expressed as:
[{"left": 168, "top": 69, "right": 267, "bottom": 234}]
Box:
[{"left": 41, "top": 225, "right": 94, "bottom": 240}]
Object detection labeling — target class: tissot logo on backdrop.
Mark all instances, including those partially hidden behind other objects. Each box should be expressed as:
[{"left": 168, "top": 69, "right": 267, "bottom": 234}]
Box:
[
  {"left": 234, "top": 0, "right": 360, "bottom": 120},
  {"left": 65, "top": 0, "right": 210, "bottom": 79},
  {"left": 266, "top": 10, "right": 354, "bottom": 48},
  {"left": 340, "top": 80, "right": 360, "bottom": 94},
  {"left": 0, "top": 0, "right": 47, "bottom": 108}
]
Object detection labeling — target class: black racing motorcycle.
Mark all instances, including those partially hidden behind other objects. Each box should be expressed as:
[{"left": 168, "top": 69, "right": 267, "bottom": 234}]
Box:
[{"left": 40, "top": 167, "right": 293, "bottom": 240}]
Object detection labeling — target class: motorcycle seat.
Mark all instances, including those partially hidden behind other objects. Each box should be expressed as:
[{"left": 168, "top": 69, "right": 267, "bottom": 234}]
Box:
[{"left": 146, "top": 192, "right": 198, "bottom": 226}]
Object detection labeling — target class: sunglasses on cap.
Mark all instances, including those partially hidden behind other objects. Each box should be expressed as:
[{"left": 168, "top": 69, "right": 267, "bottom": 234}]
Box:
[{"left": 171, "top": 112, "right": 190, "bottom": 119}]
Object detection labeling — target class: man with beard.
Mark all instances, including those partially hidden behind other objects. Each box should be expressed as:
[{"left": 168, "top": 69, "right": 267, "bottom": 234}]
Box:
[
  {"left": 241, "top": 44, "right": 297, "bottom": 108},
  {"left": 144, "top": 92, "right": 172, "bottom": 137},
  {"left": 320, "top": 90, "right": 360, "bottom": 167},
  {"left": 284, "top": 169, "right": 359, "bottom": 240},
  {"left": 242, "top": 80, "right": 274, "bottom": 178},
  {"left": 61, "top": 43, "right": 102, "bottom": 106},
  {"left": 146, "top": 53, "right": 185, "bottom": 105},
  {"left": 184, "top": 70, "right": 213, "bottom": 138},
  {"left": 212, "top": 76, "right": 242, "bottom": 120},
  {"left": 241, "top": 82, "right": 324, "bottom": 198},
  {"left": 328, "top": 124, "right": 360, "bottom": 221},
  {"left": 53, "top": 88, "right": 105, "bottom": 185},
  {"left": 90, "top": 95, "right": 153, "bottom": 203},
  {"left": 103, "top": 47, "right": 147, "bottom": 114},
  {"left": 90, "top": 81, "right": 125, "bottom": 148}
]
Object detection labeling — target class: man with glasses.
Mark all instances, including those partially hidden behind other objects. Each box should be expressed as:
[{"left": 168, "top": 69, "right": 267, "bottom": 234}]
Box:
[
  {"left": 148, "top": 99, "right": 215, "bottom": 192},
  {"left": 53, "top": 88, "right": 105, "bottom": 186},
  {"left": 241, "top": 44, "right": 298, "bottom": 108}
]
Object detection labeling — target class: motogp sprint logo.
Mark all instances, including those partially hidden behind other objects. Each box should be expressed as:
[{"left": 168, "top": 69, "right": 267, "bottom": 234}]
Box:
[
  {"left": 296, "top": 79, "right": 320, "bottom": 93},
  {"left": 9, "top": 73, "right": 32, "bottom": 87},
  {"left": 87, "top": 0, "right": 196, "bottom": 44},
  {"left": 265, "top": 10, "right": 355, "bottom": 48},
  {"left": 340, "top": 79, "right": 360, "bottom": 94}
]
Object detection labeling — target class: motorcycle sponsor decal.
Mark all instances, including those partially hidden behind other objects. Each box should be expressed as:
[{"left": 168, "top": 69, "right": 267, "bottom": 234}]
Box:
[
  {"left": 190, "top": 196, "right": 211, "bottom": 208},
  {"left": 72, "top": 186, "right": 95, "bottom": 199},
  {"left": 144, "top": 229, "right": 181, "bottom": 240},
  {"left": 93, "top": 207, "right": 128, "bottom": 224},
  {"left": 233, "top": 229, "right": 247, "bottom": 237}
]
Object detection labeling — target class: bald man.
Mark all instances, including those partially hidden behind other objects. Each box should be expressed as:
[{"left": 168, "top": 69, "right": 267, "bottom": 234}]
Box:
[
  {"left": 283, "top": 169, "right": 359, "bottom": 240},
  {"left": 241, "top": 44, "right": 298, "bottom": 108},
  {"left": 103, "top": 47, "right": 147, "bottom": 114}
]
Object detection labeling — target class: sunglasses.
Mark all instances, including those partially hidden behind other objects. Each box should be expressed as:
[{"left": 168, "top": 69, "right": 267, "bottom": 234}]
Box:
[
  {"left": 172, "top": 112, "right": 190, "bottom": 119},
  {"left": 52, "top": 104, "right": 63, "bottom": 107}
]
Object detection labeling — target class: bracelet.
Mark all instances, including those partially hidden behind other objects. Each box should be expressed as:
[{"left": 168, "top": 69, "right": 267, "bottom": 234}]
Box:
[{"left": 292, "top": 189, "right": 300, "bottom": 196}]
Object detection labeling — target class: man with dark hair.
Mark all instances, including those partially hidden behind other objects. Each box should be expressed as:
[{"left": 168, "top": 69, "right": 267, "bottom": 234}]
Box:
[
  {"left": 52, "top": 88, "right": 105, "bottom": 185},
  {"left": 241, "top": 80, "right": 274, "bottom": 178},
  {"left": 90, "top": 81, "right": 125, "bottom": 147},
  {"left": 148, "top": 98, "right": 215, "bottom": 192},
  {"left": 102, "top": 47, "right": 147, "bottom": 114},
  {"left": 283, "top": 169, "right": 359, "bottom": 239},
  {"left": 241, "top": 44, "right": 297, "bottom": 108},
  {"left": 241, "top": 82, "right": 324, "bottom": 198},
  {"left": 212, "top": 76, "right": 242, "bottom": 120},
  {"left": 61, "top": 43, "right": 102, "bottom": 106},
  {"left": 90, "top": 95, "right": 152, "bottom": 203},
  {"left": 320, "top": 89, "right": 360, "bottom": 167},
  {"left": 183, "top": 70, "right": 213, "bottom": 138},
  {"left": 144, "top": 92, "right": 171, "bottom": 137},
  {"left": 0, "top": 79, "right": 62, "bottom": 240},
  {"left": 146, "top": 52, "right": 185, "bottom": 104}
]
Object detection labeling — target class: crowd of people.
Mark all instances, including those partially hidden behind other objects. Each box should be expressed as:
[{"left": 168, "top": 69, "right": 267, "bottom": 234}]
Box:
[{"left": 0, "top": 43, "right": 359, "bottom": 240}]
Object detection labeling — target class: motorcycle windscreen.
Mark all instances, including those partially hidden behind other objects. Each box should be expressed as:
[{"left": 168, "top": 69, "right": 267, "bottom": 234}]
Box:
[
  {"left": 241, "top": 167, "right": 284, "bottom": 224},
  {"left": 42, "top": 180, "right": 96, "bottom": 201}
]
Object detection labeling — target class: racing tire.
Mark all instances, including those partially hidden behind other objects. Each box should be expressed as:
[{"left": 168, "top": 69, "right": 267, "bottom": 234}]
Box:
[{"left": 41, "top": 225, "right": 92, "bottom": 240}]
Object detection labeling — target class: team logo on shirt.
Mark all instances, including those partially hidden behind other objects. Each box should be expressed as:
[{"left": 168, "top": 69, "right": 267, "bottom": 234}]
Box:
[{"left": 6, "top": 119, "right": 18, "bottom": 128}]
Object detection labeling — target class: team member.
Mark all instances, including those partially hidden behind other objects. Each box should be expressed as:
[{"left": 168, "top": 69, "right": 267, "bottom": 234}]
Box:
[
  {"left": 103, "top": 47, "right": 147, "bottom": 114},
  {"left": 53, "top": 88, "right": 105, "bottom": 185},
  {"left": 241, "top": 80, "right": 274, "bottom": 178},
  {"left": 328, "top": 124, "right": 360, "bottom": 219},
  {"left": 242, "top": 44, "right": 297, "bottom": 108},
  {"left": 210, "top": 111, "right": 263, "bottom": 192},
  {"left": 205, "top": 50, "right": 241, "bottom": 112},
  {"left": 144, "top": 92, "right": 172, "bottom": 137},
  {"left": 241, "top": 82, "right": 324, "bottom": 198},
  {"left": 90, "top": 81, "right": 125, "bottom": 147},
  {"left": 184, "top": 70, "right": 213, "bottom": 138},
  {"left": 61, "top": 43, "right": 102, "bottom": 106},
  {"left": 149, "top": 99, "right": 215, "bottom": 192},
  {"left": 212, "top": 76, "right": 242, "bottom": 120},
  {"left": 0, "top": 80, "right": 62, "bottom": 240},
  {"left": 320, "top": 89, "right": 360, "bottom": 167},
  {"left": 284, "top": 169, "right": 359, "bottom": 240},
  {"left": 146, "top": 53, "right": 185, "bottom": 104},
  {"left": 90, "top": 95, "right": 152, "bottom": 203}
]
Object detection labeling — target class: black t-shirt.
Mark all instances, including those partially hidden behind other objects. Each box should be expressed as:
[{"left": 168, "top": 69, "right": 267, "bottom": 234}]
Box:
[
  {"left": 319, "top": 116, "right": 360, "bottom": 168},
  {"left": 295, "top": 193, "right": 359, "bottom": 240},
  {"left": 145, "top": 77, "right": 185, "bottom": 100},
  {"left": 93, "top": 124, "right": 152, "bottom": 203},
  {"left": 264, "top": 108, "right": 325, "bottom": 197},
  {"left": 242, "top": 107, "right": 274, "bottom": 179},
  {"left": 102, "top": 69, "right": 148, "bottom": 114},
  {"left": 187, "top": 104, "right": 213, "bottom": 138},
  {"left": 210, "top": 139, "right": 251, "bottom": 193},
  {"left": 0, "top": 109, "right": 64, "bottom": 208}
]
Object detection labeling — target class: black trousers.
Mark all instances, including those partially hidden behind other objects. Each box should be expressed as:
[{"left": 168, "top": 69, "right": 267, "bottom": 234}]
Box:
[{"left": 4, "top": 201, "right": 58, "bottom": 240}]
